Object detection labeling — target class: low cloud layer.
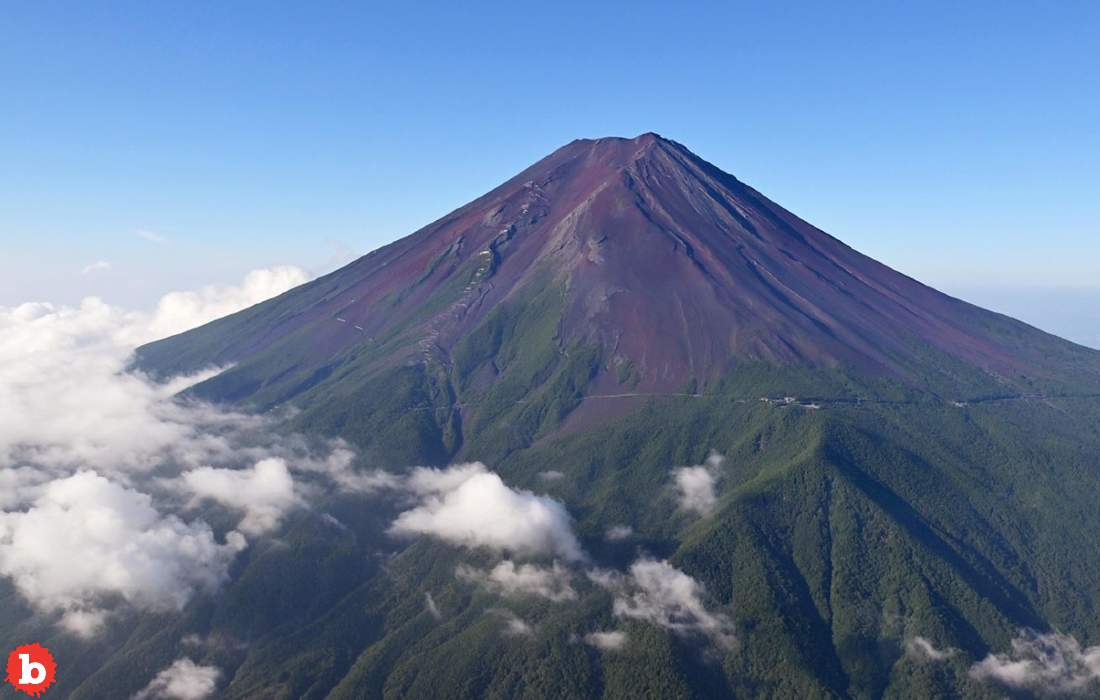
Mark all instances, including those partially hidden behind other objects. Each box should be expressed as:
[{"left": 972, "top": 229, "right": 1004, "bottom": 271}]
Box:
[
  {"left": 671, "top": 453, "right": 724, "bottom": 516},
  {"left": 133, "top": 658, "right": 221, "bottom": 700},
  {"left": 0, "top": 265, "right": 308, "bottom": 478},
  {"left": 595, "top": 558, "right": 735, "bottom": 649},
  {"left": 391, "top": 463, "right": 584, "bottom": 561},
  {"left": 0, "top": 267, "right": 382, "bottom": 635},
  {"left": 970, "top": 630, "right": 1100, "bottom": 696},
  {"left": 457, "top": 560, "right": 577, "bottom": 602},
  {"left": 0, "top": 471, "right": 245, "bottom": 636}
]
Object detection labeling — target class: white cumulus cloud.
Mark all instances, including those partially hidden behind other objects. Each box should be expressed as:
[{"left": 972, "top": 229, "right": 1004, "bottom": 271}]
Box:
[
  {"left": 456, "top": 560, "right": 577, "bottom": 602},
  {"left": 0, "top": 266, "right": 379, "bottom": 635},
  {"left": 181, "top": 458, "right": 301, "bottom": 535},
  {"left": 391, "top": 463, "right": 584, "bottom": 561},
  {"left": 671, "top": 452, "right": 724, "bottom": 516},
  {"left": 145, "top": 265, "right": 308, "bottom": 340},
  {"left": 133, "top": 658, "right": 221, "bottom": 700},
  {"left": 0, "top": 266, "right": 309, "bottom": 477},
  {"left": 596, "top": 558, "right": 735, "bottom": 649},
  {"left": 970, "top": 630, "right": 1100, "bottom": 696},
  {"left": 0, "top": 471, "right": 245, "bottom": 636}
]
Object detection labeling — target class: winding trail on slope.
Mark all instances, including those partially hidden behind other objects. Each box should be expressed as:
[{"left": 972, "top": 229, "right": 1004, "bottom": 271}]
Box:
[{"left": 394, "top": 390, "right": 1100, "bottom": 414}]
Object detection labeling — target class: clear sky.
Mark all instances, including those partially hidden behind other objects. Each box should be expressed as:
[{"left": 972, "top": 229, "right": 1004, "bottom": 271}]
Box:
[{"left": 2, "top": 2, "right": 1098, "bottom": 345}]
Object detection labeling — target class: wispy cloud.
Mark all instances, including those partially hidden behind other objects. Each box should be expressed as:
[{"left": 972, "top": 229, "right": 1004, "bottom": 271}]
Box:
[
  {"left": 136, "top": 229, "right": 167, "bottom": 244},
  {"left": 970, "top": 629, "right": 1100, "bottom": 696},
  {"left": 424, "top": 592, "right": 442, "bottom": 620},
  {"left": 80, "top": 260, "right": 112, "bottom": 275},
  {"left": 906, "top": 636, "right": 957, "bottom": 662},
  {"left": 490, "top": 608, "right": 534, "bottom": 637},
  {"left": 457, "top": 560, "right": 577, "bottom": 602},
  {"left": 604, "top": 525, "right": 634, "bottom": 541},
  {"left": 592, "top": 557, "right": 735, "bottom": 649}
]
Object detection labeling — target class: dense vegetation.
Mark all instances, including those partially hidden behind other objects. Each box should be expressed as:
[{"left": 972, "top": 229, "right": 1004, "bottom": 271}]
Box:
[{"left": 9, "top": 339, "right": 1100, "bottom": 698}]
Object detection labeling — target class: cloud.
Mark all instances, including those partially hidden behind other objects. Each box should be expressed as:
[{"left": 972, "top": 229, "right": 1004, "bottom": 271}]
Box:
[
  {"left": 906, "top": 636, "right": 956, "bottom": 662},
  {"left": 671, "top": 453, "right": 724, "bottom": 516},
  {"left": 970, "top": 630, "right": 1100, "bottom": 696},
  {"left": 133, "top": 658, "right": 220, "bottom": 700},
  {"left": 0, "top": 471, "right": 245, "bottom": 636},
  {"left": 0, "top": 266, "right": 308, "bottom": 477},
  {"left": 0, "top": 468, "right": 50, "bottom": 510},
  {"left": 490, "top": 608, "right": 534, "bottom": 637},
  {"left": 145, "top": 265, "right": 308, "bottom": 340},
  {"left": 180, "top": 458, "right": 301, "bottom": 535},
  {"left": 136, "top": 230, "right": 167, "bottom": 244},
  {"left": 391, "top": 463, "right": 584, "bottom": 561},
  {"left": 585, "top": 630, "right": 627, "bottom": 651},
  {"left": 0, "top": 297, "right": 196, "bottom": 475},
  {"left": 604, "top": 525, "right": 633, "bottom": 541},
  {"left": 180, "top": 632, "right": 246, "bottom": 653},
  {"left": 424, "top": 592, "right": 442, "bottom": 620},
  {"left": 537, "top": 470, "right": 565, "bottom": 482},
  {"left": 404, "top": 462, "right": 486, "bottom": 496},
  {"left": 81, "top": 261, "right": 112, "bottom": 275},
  {"left": 0, "top": 266, "right": 377, "bottom": 635},
  {"left": 456, "top": 560, "right": 577, "bottom": 602},
  {"left": 596, "top": 558, "right": 735, "bottom": 649}
]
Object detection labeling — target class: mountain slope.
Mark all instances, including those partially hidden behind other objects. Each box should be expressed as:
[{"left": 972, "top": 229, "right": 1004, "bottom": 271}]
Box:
[
  {"left": 137, "top": 134, "right": 1100, "bottom": 456},
  {"left": 19, "top": 389, "right": 1100, "bottom": 699},
  {"left": 43, "top": 135, "right": 1097, "bottom": 699}
]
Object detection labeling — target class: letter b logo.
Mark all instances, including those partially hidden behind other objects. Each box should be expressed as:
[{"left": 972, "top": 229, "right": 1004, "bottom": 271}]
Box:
[
  {"left": 6, "top": 643, "right": 57, "bottom": 696},
  {"left": 18, "top": 654, "right": 46, "bottom": 684}
]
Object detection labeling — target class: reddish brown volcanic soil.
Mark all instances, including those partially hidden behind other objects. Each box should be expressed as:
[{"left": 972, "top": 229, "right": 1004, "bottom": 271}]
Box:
[{"left": 142, "top": 133, "right": 1100, "bottom": 396}]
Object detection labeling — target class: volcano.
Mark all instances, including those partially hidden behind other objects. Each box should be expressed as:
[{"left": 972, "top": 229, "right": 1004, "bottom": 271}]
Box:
[
  {"left": 140, "top": 134, "right": 1098, "bottom": 455},
  {"left": 113, "top": 135, "right": 1100, "bottom": 698}
]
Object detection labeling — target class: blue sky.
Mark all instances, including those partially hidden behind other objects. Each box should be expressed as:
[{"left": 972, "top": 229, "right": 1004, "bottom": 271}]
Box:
[{"left": 2, "top": 2, "right": 1098, "bottom": 345}]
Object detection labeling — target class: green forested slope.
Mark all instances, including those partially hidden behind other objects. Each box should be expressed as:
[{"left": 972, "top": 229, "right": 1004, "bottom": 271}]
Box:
[{"left": 5, "top": 371, "right": 1098, "bottom": 698}]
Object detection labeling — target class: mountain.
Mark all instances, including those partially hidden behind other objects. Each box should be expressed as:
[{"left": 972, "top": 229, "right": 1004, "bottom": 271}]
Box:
[
  {"left": 137, "top": 134, "right": 1100, "bottom": 465},
  {"left": 25, "top": 135, "right": 1100, "bottom": 698}
]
